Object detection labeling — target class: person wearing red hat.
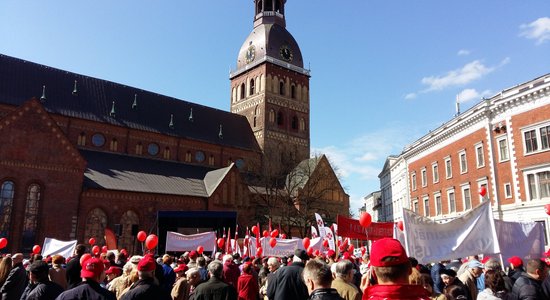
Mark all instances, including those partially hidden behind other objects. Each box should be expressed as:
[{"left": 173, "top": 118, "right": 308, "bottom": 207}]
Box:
[
  {"left": 104, "top": 266, "right": 122, "bottom": 287},
  {"left": 171, "top": 264, "right": 190, "bottom": 300},
  {"left": 506, "top": 256, "right": 524, "bottom": 285},
  {"left": 119, "top": 254, "right": 170, "bottom": 300},
  {"left": 56, "top": 257, "right": 116, "bottom": 300},
  {"left": 362, "top": 238, "right": 430, "bottom": 300},
  {"left": 237, "top": 262, "right": 259, "bottom": 300}
]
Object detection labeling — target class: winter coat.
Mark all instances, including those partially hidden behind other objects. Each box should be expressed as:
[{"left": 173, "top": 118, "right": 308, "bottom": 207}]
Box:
[
  {"left": 266, "top": 262, "right": 308, "bottom": 300},
  {"left": 363, "top": 284, "right": 431, "bottom": 300},
  {"left": 309, "top": 288, "right": 345, "bottom": 300}
]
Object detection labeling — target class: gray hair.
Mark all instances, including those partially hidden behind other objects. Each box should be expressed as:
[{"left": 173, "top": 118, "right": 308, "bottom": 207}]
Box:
[
  {"left": 484, "top": 258, "right": 502, "bottom": 272},
  {"left": 267, "top": 257, "right": 280, "bottom": 269},
  {"left": 208, "top": 261, "right": 223, "bottom": 278},
  {"left": 222, "top": 254, "right": 233, "bottom": 264},
  {"left": 187, "top": 267, "right": 200, "bottom": 278},
  {"left": 334, "top": 260, "right": 354, "bottom": 278},
  {"left": 122, "top": 262, "right": 134, "bottom": 275}
]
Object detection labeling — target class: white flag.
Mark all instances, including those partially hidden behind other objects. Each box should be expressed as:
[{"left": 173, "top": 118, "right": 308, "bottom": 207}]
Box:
[
  {"left": 311, "top": 226, "right": 319, "bottom": 238},
  {"left": 324, "top": 226, "right": 336, "bottom": 251},
  {"left": 42, "top": 238, "right": 77, "bottom": 259},
  {"left": 315, "top": 213, "right": 326, "bottom": 238}
]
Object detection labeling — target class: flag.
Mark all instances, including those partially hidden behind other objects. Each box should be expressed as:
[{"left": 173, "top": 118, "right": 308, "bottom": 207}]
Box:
[
  {"left": 315, "top": 213, "right": 326, "bottom": 238},
  {"left": 311, "top": 226, "right": 319, "bottom": 238},
  {"left": 234, "top": 224, "right": 239, "bottom": 254},
  {"left": 256, "top": 222, "right": 261, "bottom": 249},
  {"left": 225, "top": 227, "right": 232, "bottom": 254}
]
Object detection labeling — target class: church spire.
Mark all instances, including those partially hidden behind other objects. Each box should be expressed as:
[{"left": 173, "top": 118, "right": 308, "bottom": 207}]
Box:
[{"left": 254, "top": 0, "right": 286, "bottom": 27}]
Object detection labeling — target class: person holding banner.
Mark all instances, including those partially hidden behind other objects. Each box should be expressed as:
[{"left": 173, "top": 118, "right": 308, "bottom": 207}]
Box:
[{"left": 362, "top": 238, "right": 430, "bottom": 300}]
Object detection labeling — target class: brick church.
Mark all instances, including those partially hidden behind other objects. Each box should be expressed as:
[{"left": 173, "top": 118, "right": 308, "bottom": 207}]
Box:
[{"left": 0, "top": 0, "right": 349, "bottom": 253}]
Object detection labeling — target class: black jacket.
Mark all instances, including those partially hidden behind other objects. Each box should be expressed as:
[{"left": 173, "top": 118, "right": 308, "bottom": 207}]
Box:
[
  {"left": 266, "top": 262, "right": 309, "bottom": 300},
  {"left": 309, "top": 288, "right": 344, "bottom": 300},
  {"left": 192, "top": 276, "right": 237, "bottom": 300},
  {"left": 55, "top": 280, "right": 116, "bottom": 300},
  {"left": 64, "top": 256, "right": 83, "bottom": 290},
  {"left": 511, "top": 272, "right": 544, "bottom": 300},
  {"left": 0, "top": 262, "right": 27, "bottom": 300},
  {"left": 22, "top": 280, "right": 64, "bottom": 300},
  {"left": 509, "top": 267, "right": 525, "bottom": 284},
  {"left": 119, "top": 277, "right": 170, "bottom": 300}
]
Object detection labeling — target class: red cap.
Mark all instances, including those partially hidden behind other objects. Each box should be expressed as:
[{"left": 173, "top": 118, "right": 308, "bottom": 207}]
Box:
[
  {"left": 105, "top": 266, "right": 122, "bottom": 276},
  {"left": 370, "top": 238, "right": 408, "bottom": 267},
  {"left": 137, "top": 254, "right": 156, "bottom": 272},
  {"left": 189, "top": 250, "right": 198, "bottom": 259},
  {"left": 327, "top": 250, "right": 336, "bottom": 259},
  {"left": 507, "top": 256, "right": 523, "bottom": 267},
  {"left": 481, "top": 256, "right": 491, "bottom": 264},
  {"left": 81, "top": 258, "right": 105, "bottom": 279},
  {"left": 174, "top": 264, "right": 188, "bottom": 274}
]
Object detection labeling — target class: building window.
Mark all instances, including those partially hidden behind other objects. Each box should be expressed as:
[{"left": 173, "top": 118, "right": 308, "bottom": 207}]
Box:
[
  {"left": 432, "top": 163, "right": 439, "bottom": 183},
  {"left": 269, "top": 109, "right": 275, "bottom": 123},
  {"left": 195, "top": 151, "right": 205, "bottom": 163},
  {"left": 448, "top": 190, "right": 456, "bottom": 213},
  {"left": 208, "top": 155, "right": 215, "bottom": 166},
  {"left": 421, "top": 168, "right": 427, "bottom": 187},
  {"left": 504, "top": 183, "right": 512, "bottom": 198},
  {"left": 542, "top": 125, "right": 550, "bottom": 150},
  {"left": 163, "top": 147, "right": 170, "bottom": 159},
  {"left": 77, "top": 132, "right": 86, "bottom": 146},
  {"left": 147, "top": 143, "right": 159, "bottom": 156},
  {"left": 475, "top": 143, "right": 485, "bottom": 168},
  {"left": 279, "top": 81, "right": 285, "bottom": 96},
  {"left": 445, "top": 157, "right": 452, "bottom": 179},
  {"left": 22, "top": 184, "right": 40, "bottom": 251},
  {"left": 84, "top": 208, "right": 107, "bottom": 246},
  {"left": 118, "top": 210, "right": 139, "bottom": 253},
  {"left": 523, "top": 123, "right": 550, "bottom": 155},
  {"left": 291, "top": 116, "right": 298, "bottom": 130},
  {"left": 435, "top": 193, "right": 442, "bottom": 215},
  {"left": 92, "top": 133, "right": 105, "bottom": 147},
  {"left": 459, "top": 151, "right": 468, "bottom": 174},
  {"left": 535, "top": 220, "right": 548, "bottom": 246},
  {"left": 526, "top": 170, "right": 550, "bottom": 200},
  {"left": 411, "top": 172, "right": 417, "bottom": 191},
  {"left": 291, "top": 85, "right": 296, "bottom": 99},
  {"left": 250, "top": 78, "right": 255, "bottom": 95},
  {"left": 498, "top": 137, "right": 509, "bottom": 162},
  {"left": 135, "top": 143, "right": 142, "bottom": 155},
  {"left": 299, "top": 118, "right": 306, "bottom": 131},
  {"left": 277, "top": 111, "right": 284, "bottom": 126},
  {"left": 423, "top": 197, "right": 430, "bottom": 217},
  {"left": 185, "top": 151, "right": 192, "bottom": 162},
  {"left": 0, "top": 181, "right": 14, "bottom": 238},
  {"left": 413, "top": 200, "right": 419, "bottom": 213},
  {"left": 240, "top": 83, "right": 245, "bottom": 99},
  {"left": 109, "top": 138, "right": 118, "bottom": 151},
  {"left": 462, "top": 186, "right": 472, "bottom": 210}
]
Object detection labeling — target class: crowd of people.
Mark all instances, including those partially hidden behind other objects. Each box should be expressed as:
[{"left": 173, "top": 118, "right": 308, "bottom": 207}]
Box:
[{"left": 1, "top": 238, "right": 550, "bottom": 299}]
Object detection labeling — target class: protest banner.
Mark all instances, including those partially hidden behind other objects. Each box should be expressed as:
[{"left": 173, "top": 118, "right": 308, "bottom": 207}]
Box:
[
  {"left": 337, "top": 215, "right": 393, "bottom": 240},
  {"left": 42, "top": 238, "right": 77, "bottom": 259},
  {"left": 493, "top": 219, "right": 544, "bottom": 262},
  {"left": 165, "top": 231, "right": 216, "bottom": 253}
]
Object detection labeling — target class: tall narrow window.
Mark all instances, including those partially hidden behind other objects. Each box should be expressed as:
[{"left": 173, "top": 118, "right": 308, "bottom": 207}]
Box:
[
  {"left": 135, "top": 143, "right": 143, "bottom": 155},
  {"left": 22, "top": 184, "right": 40, "bottom": 250},
  {"left": 208, "top": 155, "right": 215, "bottom": 166},
  {"left": 84, "top": 208, "right": 108, "bottom": 246},
  {"left": 448, "top": 190, "right": 456, "bottom": 213},
  {"left": 77, "top": 132, "right": 86, "bottom": 146},
  {"left": 423, "top": 197, "right": 430, "bottom": 216},
  {"left": 463, "top": 187, "right": 472, "bottom": 210},
  {"left": 524, "top": 129, "right": 538, "bottom": 153},
  {"left": 291, "top": 85, "right": 296, "bottom": 99},
  {"left": 504, "top": 183, "right": 512, "bottom": 198},
  {"left": 185, "top": 151, "right": 192, "bottom": 162},
  {"left": 432, "top": 163, "right": 439, "bottom": 183},
  {"left": 163, "top": 147, "right": 170, "bottom": 159},
  {"left": 240, "top": 83, "right": 245, "bottom": 100},
  {"left": 277, "top": 111, "right": 284, "bottom": 126},
  {"left": 250, "top": 79, "right": 255, "bottom": 95},
  {"left": 291, "top": 116, "right": 298, "bottom": 130},
  {"left": 435, "top": 194, "right": 442, "bottom": 215},
  {"left": 498, "top": 137, "right": 509, "bottom": 161},
  {"left": 299, "top": 118, "right": 306, "bottom": 131},
  {"left": 110, "top": 138, "right": 118, "bottom": 151},
  {"left": 0, "top": 181, "right": 14, "bottom": 238},
  {"left": 413, "top": 200, "right": 419, "bottom": 213},
  {"left": 269, "top": 109, "right": 275, "bottom": 123},
  {"left": 459, "top": 151, "right": 468, "bottom": 174},
  {"left": 411, "top": 172, "right": 417, "bottom": 191},
  {"left": 421, "top": 168, "right": 427, "bottom": 187},
  {"left": 476, "top": 144, "right": 485, "bottom": 168},
  {"left": 541, "top": 125, "right": 550, "bottom": 150},
  {"left": 445, "top": 157, "right": 452, "bottom": 179},
  {"left": 528, "top": 174, "right": 537, "bottom": 200},
  {"left": 279, "top": 81, "right": 285, "bottom": 96}
]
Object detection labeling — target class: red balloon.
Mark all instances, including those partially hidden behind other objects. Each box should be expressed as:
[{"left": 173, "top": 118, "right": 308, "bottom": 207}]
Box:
[
  {"left": 302, "top": 237, "right": 311, "bottom": 249},
  {"left": 545, "top": 204, "right": 550, "bottom": 216},
  {"left": 197, "top": 245, "right": 204, "bottom": 254},
  {"left": 88, "top": 237, "right": 96, "bottom": 246},
  {"left": 256, "top": 247, "right": 263, "bottom": 257},
  {"left": 314, "top": 249, "right": 320, "bottom": 256},
  {"left": 102, "top": 246, "right": 108, "bottom": 253},
  {"left": 281, "top": 233, "right": 287, "bottom": 239},
  {"left": 479, "top": 186, "right": 487, "bottom": 197},
  {"left": 270, "top": 229, "right": 279, "bottom": 238},
  {"left": 217, "top": 238, "right": 225, "bottom": 249},
  {"left": 145, "top": 234, "right": 158, "bottom": 250},
  {"left": 137, "top": 231, "right": 147, "bottom": 242},
  {"left": 397, "top": 220, "right": 404, "bottom": 231},
  {"left": 307, "top": 246, "right": 314, "bottom": 255},
  {"left": 32, "top": 245, "right": 41, "bottom": 254},
  {"left": 269, "top": 238, "right": 277, "bottom": 248},
  {"left": 0, "top": 238, "right": 6, "bottom": 249},
  {"left": 322, "top": 239, "right": 329, "bottom": 248},
  {"left": 359, "top": 213, "right": 372, "bottom": 228},
  {"left": 92, "top": 245, "right": 100, "bottom": 255},
  {"left": 262, "top": 230, "right": 269, "bottom": 238},
  {"left": 80, "top": 253, "right": 92, "bottom": 266},
  {"left": 251, "top": 226, "right": 259, "bottom": 235},
  {"left": 348, "top": 245, "right": 355, "bottom": 252}
]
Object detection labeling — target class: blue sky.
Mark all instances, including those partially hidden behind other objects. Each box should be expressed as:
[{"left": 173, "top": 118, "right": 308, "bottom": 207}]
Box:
[{"left": 1, "top": 1, "right": 549, "bottom": 214}]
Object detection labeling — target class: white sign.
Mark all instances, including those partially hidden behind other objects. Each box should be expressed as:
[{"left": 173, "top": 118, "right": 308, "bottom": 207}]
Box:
[
  {"left": 42, "top": 238, "right": 77, "bottom": 259},
  {"left": 165, "top": 231, "right": 216, "bottom": 253},
  {"left": 248, "top": 237, "right": 323, "bottom": 257}
]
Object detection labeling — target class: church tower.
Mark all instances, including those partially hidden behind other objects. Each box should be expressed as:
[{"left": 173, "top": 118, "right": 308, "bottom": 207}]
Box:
[{"left": 230, "top": 0, "right": 310, "bottom": 174}]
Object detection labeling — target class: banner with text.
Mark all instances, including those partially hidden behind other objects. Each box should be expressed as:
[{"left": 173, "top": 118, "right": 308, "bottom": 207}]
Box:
[
  {"left": 248, "top": 237, "right": 322, "bottom": 257},
  {"left": 41, "top": 238, "right": 77, "bottom": 259},
  {"left": 337, "top": 215, "right": 393, "bottom": 240},
  {"left": 403, "top": 201, "right": 500, "bottom": 264},
  {"left": 165, "top": 231, "right": 216, "bottom": 253},
  {"left": 493, "top": 219, "right": 544, "bottom": 262}
]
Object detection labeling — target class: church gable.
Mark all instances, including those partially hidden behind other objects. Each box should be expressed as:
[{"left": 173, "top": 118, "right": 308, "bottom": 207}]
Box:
[
  {"left": 0, "top": 98, "right": 85, "bottom": 171},
  {"left": 207, "top": 164, "right": 249, "bottom": 209}
]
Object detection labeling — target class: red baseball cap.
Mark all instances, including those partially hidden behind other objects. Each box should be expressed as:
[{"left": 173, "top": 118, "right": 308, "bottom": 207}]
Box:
[
  {"left": 189, "top": 251, "right": 198, "bottom": 259},
  {"left": 370, "top": 238, "right": 408, "bottom": 267},
  {"left": 137, "top": 254, "right": 156, "bottom": 272},
  {"left": 507, "top": 256, "right": 523, "bottom": 267},
  {"left": 174, "top": 264, "right": 188, "bottom": 274},
  {"left": 81, "top": 258, "right": 105, "bottom": 279},
  {"left": 105, "top": 266, "right": 122, "bottom": 276}
]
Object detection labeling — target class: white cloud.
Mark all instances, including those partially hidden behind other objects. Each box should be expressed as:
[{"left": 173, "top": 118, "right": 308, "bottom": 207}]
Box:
[
  {"left": 404, "top": 93, "right": 417, "bottom": 100},
  {"left": 520, "top": 17, "right": 550, "bottom": 45},
  {"left": 457, "top": 49, "right": 471, "bottom": 56},
  {"left": 457, "top": 88, "right": 493, "bottom": 103},
  {"left": 421, "top": 60, "right": 494, "bottom": 91}
]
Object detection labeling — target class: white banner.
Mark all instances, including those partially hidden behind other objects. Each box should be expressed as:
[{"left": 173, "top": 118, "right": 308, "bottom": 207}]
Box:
[
  {"left": 493, "top": 219, "right": 544, "bottom": 262},
  {"left": 315, "top": 213, "right": 326, "bottom": 238},
  {"left": 41, "top": 238, "right": 77, "bottom": 259},
  {"left": 324, "top": 226, "right": 336, "bottom": 251},
  {"left": 311, "top": 226, "right": 319, "bottom": 238},
  {"left": 165, "top": 231, "right": 216, "bottom": 253},
  {"left": 248, "top": 237, "right": 323, "bottom": 257},
  {"left": 403, "top": 201, "right": 500, "bottom": 264}
]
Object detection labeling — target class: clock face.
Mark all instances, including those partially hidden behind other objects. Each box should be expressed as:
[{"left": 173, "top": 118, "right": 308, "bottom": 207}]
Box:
[
  {"left": 245, "top": 45, "right": 256, "bottom": 63},
  {"left": 279, "top": 45, "right": 293, "bottom": 62}
]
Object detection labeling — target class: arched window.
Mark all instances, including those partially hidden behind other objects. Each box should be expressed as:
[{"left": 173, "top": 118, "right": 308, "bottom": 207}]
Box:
[
  {"left": 118, "top": 210, "right": 139, "bottom": 252},
  {"left": 291, "top": 116, "right": 298, "bottom": 130},
  {"left": 279, "top": 81, "right": 285, "bottom": 96},
  {"left": 209, "top": 155, "right": 215, "bottom": 166},
  {"left": 110, "top": 138, "right": 118, "bottom": 151},
  {"left": 84, "top": 208, "right": 108, "bottom": 246},
  {"left": 77, "top": 132, "right": 86, "bottom": 146},
  {"left": 0, "top": 181, "right": 14, "bottom": 238},
  {"left": 240, "top": 83, "right": 246, "bottom": 100},
  {"left": 135, "top": 142, "right": 143, "bottom": 155},
  {"left": 291, "top": 85, "right": 296, "bottom": 99},
  {"left": 250, "top": 79, "right": 255, "bottom": 95},
  {"left": 269, "top": 109, "right": 275, "bottom": 123},
  {"left": 22, "top": 184, "right": 41, "bottom": 250},
  {"left": 277, "top": 111, "right": 284, "bottom": 126},
  {"left": 300, "top": 118, "right": 306, "bottom": 131},
  {"left": 163, "top": 147, "right": 170, "bottom": 159}
]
